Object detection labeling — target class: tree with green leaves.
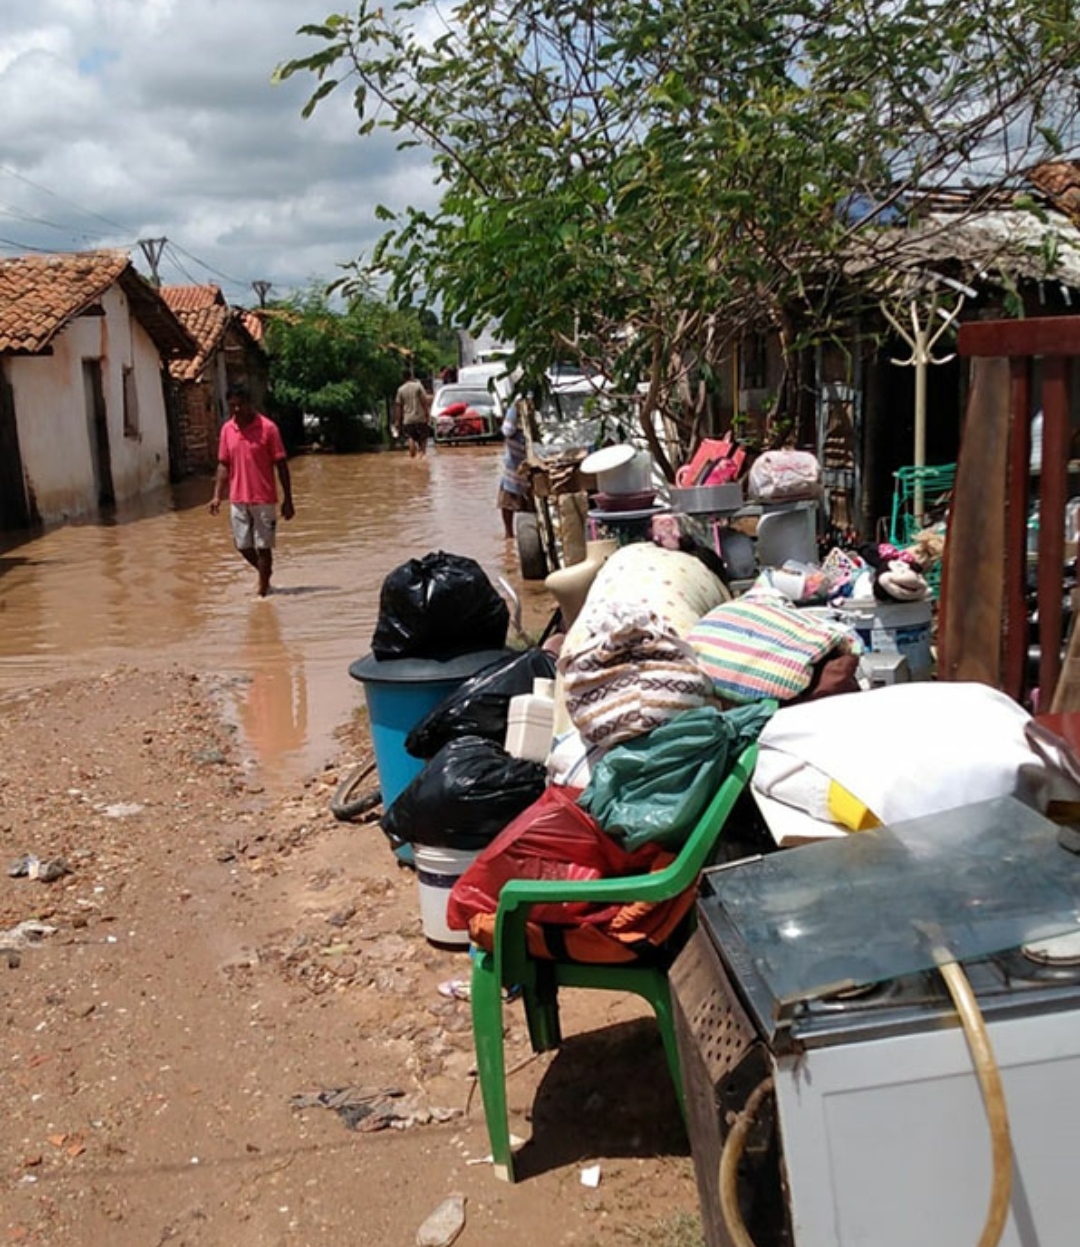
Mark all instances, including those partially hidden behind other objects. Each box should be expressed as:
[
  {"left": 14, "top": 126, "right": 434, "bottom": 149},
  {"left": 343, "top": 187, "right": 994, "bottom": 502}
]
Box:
[
  {"left": 277, "top": 0, "right": 1080, "bottom": 475},
  {"left": 264, "top": 286, "right": 449, "bottom": 451}
]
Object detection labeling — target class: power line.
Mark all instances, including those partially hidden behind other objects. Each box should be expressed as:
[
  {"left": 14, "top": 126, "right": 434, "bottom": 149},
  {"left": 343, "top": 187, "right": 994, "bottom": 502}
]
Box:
[
  {"left": 0, "top": 235, "right": 60, "bottom": 254},
  {"left": 159, "top": 243, "right": 203, "bottom": 287},
  {"left": 0, "top": 200, "right": 109, "bottom": 242},
  {"left": 166, "top": 239, "right": 248, "bottom": 290},
  {"left": 0, "top": 166, "right": 290, "bottom": 302},
  {"left": 0, "top": 164, "right": 130, "bottom": 234}
]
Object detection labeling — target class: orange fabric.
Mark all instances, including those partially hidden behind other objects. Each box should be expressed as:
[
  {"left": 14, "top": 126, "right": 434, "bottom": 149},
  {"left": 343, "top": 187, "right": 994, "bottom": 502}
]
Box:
[{"left": 466, "top": 876, "right": 696, "bottom": 965}]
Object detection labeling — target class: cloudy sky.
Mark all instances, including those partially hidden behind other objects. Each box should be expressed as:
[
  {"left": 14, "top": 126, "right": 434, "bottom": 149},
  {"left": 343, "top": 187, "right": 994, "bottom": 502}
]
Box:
[{"left": 0, "top": 0, "right": 437, "bottom": 307}]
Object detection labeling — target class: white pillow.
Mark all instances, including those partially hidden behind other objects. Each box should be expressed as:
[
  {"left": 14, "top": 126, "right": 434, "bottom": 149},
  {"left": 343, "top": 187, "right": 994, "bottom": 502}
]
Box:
[{"left": 755, "top": 681, "right": 1080, "bottom": 826}]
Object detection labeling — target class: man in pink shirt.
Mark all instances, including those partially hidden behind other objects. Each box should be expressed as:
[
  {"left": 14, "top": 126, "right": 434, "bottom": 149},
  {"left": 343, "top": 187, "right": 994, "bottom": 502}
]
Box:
[{"left": 209, "top": 384, "right": 295, "bottom": 597}]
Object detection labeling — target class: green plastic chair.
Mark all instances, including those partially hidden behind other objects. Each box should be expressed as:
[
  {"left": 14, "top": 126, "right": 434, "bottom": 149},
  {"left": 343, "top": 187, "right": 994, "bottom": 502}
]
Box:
[{"left": 469, "top": 738, "right": 761, "bottom": 1181}]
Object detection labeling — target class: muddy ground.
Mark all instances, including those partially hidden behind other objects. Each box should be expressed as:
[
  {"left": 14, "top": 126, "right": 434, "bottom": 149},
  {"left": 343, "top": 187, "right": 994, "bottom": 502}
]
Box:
[{"left": 0, "top": 667, "right": 703, "bottom": 1247}]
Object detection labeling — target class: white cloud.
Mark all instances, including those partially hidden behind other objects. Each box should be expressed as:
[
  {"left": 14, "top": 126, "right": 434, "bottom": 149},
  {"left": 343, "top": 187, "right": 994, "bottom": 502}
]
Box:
[{"left": 0, "top": 0, "right": 439, "bottom": 304}]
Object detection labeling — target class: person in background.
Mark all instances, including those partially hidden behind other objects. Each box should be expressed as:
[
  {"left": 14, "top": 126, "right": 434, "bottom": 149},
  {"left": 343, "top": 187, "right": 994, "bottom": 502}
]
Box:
[
  {"left": 497, "top": 399, "right": 533, "bottom": 538},
  {"left": 393, "top": 371, "right": 433, "bottom": 459},
  {"left": 209, "top": 383, "right": 295, "bottom": 597}
]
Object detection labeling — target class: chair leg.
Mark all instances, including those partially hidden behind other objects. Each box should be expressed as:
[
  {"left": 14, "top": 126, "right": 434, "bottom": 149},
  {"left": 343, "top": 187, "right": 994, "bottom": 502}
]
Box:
[
  {"left": 522, "top": 960, "right": 561, "bottom": 1053},
  {"left": 650, "top": 980, "right": 687, "bottom": 1123},
  {"left": 470, "top": 950, "right": 515, "bottom": 1181}
]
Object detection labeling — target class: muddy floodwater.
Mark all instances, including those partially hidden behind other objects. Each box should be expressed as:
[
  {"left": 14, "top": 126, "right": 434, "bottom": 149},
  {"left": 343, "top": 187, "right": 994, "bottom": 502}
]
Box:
[{"left": 0, "top": 445, "right": 554, "bottom": 791}]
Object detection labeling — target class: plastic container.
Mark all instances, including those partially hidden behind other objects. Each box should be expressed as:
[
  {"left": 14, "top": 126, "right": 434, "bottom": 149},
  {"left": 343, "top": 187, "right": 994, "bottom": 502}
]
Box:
[
  {"left": 670, "top": 482, "right": 744, "bottom": 514},
  {"left": 580, "top": 445, "right": 652, "bottom": 495},
  {"left": 414, "top": 843, "right": 478, "bottom": 947},
  {"left": 348, "top": 650, "right": 511, "bottom": 811},
  {"left": 504, "top": 678, "right": 556, "bottom": 763},
  {"left": 836, "top": 600, "right": 933, "bottom": 680},
  {"left": 756, "top": 504, "right": 818, "bottom": 568}
]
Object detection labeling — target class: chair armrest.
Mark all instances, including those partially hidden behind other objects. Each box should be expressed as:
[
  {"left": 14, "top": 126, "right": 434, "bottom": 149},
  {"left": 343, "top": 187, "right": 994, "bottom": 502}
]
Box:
[{"left": 496, "top": 868, "right": 686, "bottom": 915}]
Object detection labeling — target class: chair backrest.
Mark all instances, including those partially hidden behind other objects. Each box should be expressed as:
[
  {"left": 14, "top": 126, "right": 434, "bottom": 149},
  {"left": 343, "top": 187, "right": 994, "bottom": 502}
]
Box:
[{"left": 662, "top": 739, "right": 760, "bottom": 893}]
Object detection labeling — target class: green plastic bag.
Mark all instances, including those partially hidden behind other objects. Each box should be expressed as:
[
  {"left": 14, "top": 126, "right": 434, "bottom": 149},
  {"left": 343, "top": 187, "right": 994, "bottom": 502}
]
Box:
[{"left": 579, "top": 702, "right": 773, "bottom": 851}]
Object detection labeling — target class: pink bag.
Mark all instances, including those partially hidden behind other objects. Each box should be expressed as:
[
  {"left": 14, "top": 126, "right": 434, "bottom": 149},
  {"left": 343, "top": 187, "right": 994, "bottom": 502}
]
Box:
[{"left": 747, "top": 449, "right": 821, "bottom": 501}]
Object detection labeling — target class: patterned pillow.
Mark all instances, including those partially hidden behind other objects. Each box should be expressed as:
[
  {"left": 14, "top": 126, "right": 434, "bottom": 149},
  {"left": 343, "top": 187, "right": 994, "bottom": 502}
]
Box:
[
  {"left": 562, "top": 543, "right": 729, "bottom": 661},
  {"left": 559, "top": 604, "right": 716, "bottom": 749},
  {"left": 686, "top": 595, "right": 859, "bottom": 704}
]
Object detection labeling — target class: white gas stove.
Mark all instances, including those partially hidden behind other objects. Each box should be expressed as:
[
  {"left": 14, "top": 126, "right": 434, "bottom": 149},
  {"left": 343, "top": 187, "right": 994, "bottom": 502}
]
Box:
[{"left": 674, "top": 796, "right": 1080, "bottom": 1247}]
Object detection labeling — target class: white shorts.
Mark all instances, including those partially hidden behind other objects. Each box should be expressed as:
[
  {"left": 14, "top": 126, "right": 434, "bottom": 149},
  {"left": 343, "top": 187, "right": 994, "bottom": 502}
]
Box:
[{"left": 230, "top": 503, "right": 277, "bottom": 551}]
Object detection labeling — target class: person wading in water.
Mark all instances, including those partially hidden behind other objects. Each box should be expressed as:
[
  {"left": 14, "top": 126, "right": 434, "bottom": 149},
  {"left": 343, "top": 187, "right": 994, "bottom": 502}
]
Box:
[
  {"left": 209, "top": 384, "right": 295, "bottom": 597},
  {"left": 393, "top": 370, "right": 433, "bottom": 459}
]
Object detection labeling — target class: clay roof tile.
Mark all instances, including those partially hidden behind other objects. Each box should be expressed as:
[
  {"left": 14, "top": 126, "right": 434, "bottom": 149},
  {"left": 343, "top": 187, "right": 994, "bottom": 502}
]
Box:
[{"left": 0, "top": 250, "right": 195, "bottom": 358}]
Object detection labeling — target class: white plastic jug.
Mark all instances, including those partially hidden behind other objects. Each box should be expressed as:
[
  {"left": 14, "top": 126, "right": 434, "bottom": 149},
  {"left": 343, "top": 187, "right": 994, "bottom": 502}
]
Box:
[{"left": 504, "top": 678, "right": 555, "bottom": 763}]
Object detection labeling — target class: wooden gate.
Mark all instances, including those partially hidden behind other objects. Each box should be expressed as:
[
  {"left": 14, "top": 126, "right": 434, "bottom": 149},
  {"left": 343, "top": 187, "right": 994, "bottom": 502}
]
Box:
[{"left": 944, "top": 317, "right": 1080, "bottom": 709}]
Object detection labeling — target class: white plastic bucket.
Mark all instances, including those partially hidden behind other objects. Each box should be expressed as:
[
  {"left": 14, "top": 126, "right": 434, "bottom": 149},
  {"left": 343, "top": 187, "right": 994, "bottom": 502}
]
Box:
[
  {"left": 838, "top": 599, "right": 933, "bottom": 680},
  {"left": 413, "top": 844, "right": 478, "bottom": 948},
  {"left": 581, "top": 444, "right": 652, "bottom": 494}
]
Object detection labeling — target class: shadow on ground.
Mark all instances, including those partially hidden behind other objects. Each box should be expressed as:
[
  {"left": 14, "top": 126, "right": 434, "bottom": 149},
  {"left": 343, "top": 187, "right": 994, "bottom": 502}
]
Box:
[{"left": 512, "top": 1017, "right": 688, "bottom": 1180}]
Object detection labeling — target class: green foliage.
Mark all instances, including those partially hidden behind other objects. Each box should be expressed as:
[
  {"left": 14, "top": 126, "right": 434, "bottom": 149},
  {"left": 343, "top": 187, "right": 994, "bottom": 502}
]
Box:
[
  {"left": 277, "top": 0, "right": 1080, "bottom": 463},
  {"left": 263, "top": 285, "right": 448, "bottom": 451}
]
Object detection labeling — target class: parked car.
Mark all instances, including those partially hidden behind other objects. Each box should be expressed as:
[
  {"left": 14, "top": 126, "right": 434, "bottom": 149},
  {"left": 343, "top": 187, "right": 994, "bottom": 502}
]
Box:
[{"left": 432, "top": 384, "right": 501, "bottom": 444}]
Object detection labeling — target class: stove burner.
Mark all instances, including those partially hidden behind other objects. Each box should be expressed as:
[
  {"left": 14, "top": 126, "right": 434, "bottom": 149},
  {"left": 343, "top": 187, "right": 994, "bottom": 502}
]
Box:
[
  {"left": 803, "top": 971, "right": 943, "bottom": 1015},
  {"left": 1020, "top": 928, "right": 1080, "bottom": 968},
  {"left": 829, "top": 981, "right": 879, "bottom": 1001}
]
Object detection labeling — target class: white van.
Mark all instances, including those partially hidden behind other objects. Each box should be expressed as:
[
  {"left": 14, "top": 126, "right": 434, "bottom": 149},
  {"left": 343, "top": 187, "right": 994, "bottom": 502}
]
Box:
[{"left": 456, "top": 361, "right": 520, "bottom": 424}]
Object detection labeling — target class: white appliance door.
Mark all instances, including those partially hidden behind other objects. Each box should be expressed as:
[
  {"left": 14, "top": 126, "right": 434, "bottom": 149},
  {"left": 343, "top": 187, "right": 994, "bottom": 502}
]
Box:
[{"left": 775, "top": 1009, "right": 1080, "bottom": 1247}]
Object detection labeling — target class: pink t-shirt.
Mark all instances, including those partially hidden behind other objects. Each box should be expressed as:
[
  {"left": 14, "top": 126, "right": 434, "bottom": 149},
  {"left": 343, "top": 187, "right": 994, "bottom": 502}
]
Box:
[{"left": 218, "top": 414, "right": 286, "bottom": 505}]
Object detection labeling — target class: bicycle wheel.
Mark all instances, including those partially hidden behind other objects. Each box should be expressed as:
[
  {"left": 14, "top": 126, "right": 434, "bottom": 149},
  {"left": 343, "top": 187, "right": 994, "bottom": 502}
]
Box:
[{"left": 330, "top": 755, "right": 381, "bottom": 822}]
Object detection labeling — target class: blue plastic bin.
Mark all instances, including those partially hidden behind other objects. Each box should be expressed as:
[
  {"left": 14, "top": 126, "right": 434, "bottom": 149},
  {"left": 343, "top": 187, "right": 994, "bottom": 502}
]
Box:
[{"left": 348, "top": 649, "right": 512, "bottom": 813}]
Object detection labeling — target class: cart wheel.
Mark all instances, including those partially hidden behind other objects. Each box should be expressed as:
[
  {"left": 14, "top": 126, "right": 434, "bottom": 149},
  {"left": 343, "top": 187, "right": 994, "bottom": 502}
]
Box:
[
  {"left": 516, "top": 513, "right": 548, "bottom": 580},
  {"left": 330, "top": 755, "right": 381, "bottom": 822}
]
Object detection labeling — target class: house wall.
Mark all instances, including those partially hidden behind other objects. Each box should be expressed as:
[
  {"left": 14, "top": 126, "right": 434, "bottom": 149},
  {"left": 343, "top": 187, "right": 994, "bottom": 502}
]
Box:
[
  {"left": 173, "top": 327, "right": 269, "bottom": 477},
  {"left": 713, "top": 333, "right": 794, "bottom": 447},
  {"left": 175, "top": 373, "right": 222, "bottom": 475},
  {"left": 6, "top": 285, "right": 170, "bottom": 523}
]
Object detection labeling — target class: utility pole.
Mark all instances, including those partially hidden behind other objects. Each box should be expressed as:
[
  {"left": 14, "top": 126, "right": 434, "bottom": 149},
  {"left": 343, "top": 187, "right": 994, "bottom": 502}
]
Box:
[
  {"left": 252, "top": 280, "right": 273, "bottom": 307},
  {"left": 137, "top": 237, "right": 167, "bottom": 288}
]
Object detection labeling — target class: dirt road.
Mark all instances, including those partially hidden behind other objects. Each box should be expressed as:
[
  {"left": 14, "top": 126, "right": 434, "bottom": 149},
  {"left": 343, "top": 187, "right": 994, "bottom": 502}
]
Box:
[{"left": 0, "top": 667, "right": 701, "bottom": 1247}]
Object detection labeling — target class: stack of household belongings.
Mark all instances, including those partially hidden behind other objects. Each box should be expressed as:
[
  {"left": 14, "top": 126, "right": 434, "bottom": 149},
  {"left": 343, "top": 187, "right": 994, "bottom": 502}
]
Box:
[
  {"left": 446, "top": 540, "right": 856, "bottom": 956},
  {"left": 381, "top": 647, "right": 559, "bottom": 858}
]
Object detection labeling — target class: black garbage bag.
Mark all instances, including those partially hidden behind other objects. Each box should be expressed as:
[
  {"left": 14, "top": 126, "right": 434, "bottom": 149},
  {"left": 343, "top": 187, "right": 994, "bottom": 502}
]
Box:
[
  {"left": 381, "top": 735, "right": 547, "bottom": 850},
  {"left": 371, "top": 551, "right": 509, "bottom": 660},
  {"left": 405, "top": 647, "right": 558, "bottom": 760}
]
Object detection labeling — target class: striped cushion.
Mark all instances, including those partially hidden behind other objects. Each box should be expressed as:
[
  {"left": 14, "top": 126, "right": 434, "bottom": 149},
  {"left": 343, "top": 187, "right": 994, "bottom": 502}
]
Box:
[{"left": 687, "top": 597, "right": 858, "bottom": 703}]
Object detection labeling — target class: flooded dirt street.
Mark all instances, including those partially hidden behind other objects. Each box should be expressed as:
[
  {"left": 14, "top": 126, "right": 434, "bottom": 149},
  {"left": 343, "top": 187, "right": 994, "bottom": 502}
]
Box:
[
  {"left": 0, "top": 445, "right": 554, "bottom": 790},
  {"left": 0, "top": 444, "right": 700, "bottom": 1247}
]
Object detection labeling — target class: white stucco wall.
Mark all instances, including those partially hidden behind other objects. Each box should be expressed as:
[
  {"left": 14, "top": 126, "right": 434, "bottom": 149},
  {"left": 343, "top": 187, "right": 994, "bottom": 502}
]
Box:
[{"left": 7, "top": 284, "right": 171, "bottom": 523}]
